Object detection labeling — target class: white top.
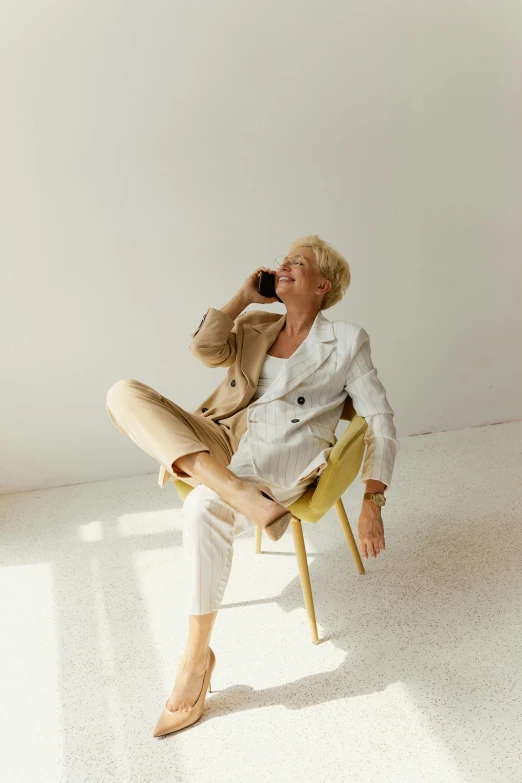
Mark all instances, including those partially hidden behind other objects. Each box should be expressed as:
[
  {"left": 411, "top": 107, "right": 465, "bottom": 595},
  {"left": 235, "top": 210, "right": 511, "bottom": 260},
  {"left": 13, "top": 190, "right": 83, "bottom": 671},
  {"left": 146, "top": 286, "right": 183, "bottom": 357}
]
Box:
[{"left": 251, "top": 353, "right": 287, "bottom": 400}]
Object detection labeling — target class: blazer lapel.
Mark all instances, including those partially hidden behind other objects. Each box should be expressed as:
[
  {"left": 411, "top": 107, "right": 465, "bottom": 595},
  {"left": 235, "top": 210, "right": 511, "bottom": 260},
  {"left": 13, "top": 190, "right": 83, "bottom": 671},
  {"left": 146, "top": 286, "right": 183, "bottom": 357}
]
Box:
[
  {"left": 237, "top": 313, "right": 286, "bottom": 402},
  {"left": 247, "top": 310, "right": 335, "bottom": 407}
]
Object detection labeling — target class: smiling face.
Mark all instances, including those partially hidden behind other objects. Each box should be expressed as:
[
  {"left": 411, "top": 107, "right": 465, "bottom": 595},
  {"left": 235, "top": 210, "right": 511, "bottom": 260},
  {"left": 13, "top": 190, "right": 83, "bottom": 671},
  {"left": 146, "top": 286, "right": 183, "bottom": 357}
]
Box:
[{"left": 275, "top": 246, "right": 331, "bottom": 308}]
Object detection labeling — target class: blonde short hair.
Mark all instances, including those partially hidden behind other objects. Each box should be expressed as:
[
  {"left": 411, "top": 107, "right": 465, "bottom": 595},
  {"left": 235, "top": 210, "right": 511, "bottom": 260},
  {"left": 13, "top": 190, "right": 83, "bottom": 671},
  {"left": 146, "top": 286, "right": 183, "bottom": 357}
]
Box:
[{"left": 288, "top": 234, "right": 351, "bottom": 310}]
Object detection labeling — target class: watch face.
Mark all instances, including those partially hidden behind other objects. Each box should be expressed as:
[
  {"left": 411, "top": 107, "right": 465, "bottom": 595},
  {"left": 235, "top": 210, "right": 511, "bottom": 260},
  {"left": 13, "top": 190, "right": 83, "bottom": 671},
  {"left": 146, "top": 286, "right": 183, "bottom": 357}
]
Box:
[{"left": 375, "top": 493, "right": 386, "bottom": 505}]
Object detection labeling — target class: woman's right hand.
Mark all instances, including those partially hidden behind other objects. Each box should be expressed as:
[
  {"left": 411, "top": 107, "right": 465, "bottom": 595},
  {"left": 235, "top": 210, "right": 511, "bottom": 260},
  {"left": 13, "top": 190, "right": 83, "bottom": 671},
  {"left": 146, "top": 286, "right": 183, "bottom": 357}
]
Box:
[{"left": 238, "top": 266, "right": 279, "bottom": 305}]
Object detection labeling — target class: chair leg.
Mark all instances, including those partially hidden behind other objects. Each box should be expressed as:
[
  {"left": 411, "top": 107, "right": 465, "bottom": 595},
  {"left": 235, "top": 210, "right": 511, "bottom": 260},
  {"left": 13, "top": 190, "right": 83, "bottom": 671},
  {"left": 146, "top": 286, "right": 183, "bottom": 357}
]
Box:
[
  {"left": 291, "top": 517, "right": 320, "bottom": 644},
  {"left": 334, "top": 498, "right": 365, "bottom": 575},
  {"left": 255, "top": 525, "right": 262, "bottom": 554}
]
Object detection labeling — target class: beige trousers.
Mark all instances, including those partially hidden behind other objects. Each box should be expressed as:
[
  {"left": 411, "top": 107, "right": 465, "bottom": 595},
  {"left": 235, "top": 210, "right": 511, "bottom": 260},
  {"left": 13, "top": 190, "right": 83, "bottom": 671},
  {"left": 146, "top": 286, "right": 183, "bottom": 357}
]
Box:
[{"left": 106, "top": 379, "right": 313, "bottom": 615}]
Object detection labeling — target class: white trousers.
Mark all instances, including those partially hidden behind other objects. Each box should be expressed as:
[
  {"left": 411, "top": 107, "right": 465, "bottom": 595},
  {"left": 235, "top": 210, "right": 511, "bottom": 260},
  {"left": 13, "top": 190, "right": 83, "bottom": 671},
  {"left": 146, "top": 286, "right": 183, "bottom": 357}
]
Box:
[{"left": 181, "top": 431, "right": 314, "bottom": 615}]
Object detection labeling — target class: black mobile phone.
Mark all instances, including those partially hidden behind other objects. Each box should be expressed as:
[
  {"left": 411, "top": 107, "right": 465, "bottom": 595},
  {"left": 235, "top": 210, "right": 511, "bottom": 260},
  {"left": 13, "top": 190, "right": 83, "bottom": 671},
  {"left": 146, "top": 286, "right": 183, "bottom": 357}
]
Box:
[{"left": 258, "top": 270, "right": 282, "bottom": 302}]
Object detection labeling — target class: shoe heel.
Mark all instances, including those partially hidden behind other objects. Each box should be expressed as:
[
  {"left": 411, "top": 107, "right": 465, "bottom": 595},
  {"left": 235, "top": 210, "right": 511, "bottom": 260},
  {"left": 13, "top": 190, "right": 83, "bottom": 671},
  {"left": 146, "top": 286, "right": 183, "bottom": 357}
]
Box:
[{"left": 265, "top": 511, "right": 292, "bottom": 542}]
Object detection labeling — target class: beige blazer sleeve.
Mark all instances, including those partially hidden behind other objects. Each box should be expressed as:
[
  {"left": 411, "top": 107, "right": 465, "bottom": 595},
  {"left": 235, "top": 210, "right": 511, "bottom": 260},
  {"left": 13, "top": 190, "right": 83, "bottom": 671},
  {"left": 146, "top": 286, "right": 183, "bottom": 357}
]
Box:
[{"left": 189, "top": 307, "right": 240, "bottom": 368}]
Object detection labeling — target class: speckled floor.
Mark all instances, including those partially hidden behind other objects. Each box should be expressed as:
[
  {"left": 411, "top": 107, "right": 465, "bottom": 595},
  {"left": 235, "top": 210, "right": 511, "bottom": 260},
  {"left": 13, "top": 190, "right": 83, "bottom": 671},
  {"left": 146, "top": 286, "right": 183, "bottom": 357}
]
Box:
[{"left": 1, "top": 420, "right": 521, "bottom": 783}]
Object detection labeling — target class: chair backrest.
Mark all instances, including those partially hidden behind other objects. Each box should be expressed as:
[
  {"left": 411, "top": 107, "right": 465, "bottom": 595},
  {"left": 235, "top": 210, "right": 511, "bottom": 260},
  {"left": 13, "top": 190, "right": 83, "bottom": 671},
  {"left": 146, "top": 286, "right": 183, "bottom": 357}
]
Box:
[{"left": 286, "top": 414, "right": 367, "bottom": 524}]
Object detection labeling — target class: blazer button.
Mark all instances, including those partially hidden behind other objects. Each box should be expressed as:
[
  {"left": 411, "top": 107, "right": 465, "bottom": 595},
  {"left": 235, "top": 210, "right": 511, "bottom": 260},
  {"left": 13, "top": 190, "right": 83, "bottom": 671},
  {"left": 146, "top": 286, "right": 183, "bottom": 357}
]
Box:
[
  {"left": 202, "top": 407, "right": 209, "bottom": 413},
  {"left": 291, "top": 418, "right": 300, "bottom": 423},
  {"left": 297, "top": 396, "right": 305, "bottom": 405},
  {"left": 231, "top": 379, "right": 236, "bottom": 387}
]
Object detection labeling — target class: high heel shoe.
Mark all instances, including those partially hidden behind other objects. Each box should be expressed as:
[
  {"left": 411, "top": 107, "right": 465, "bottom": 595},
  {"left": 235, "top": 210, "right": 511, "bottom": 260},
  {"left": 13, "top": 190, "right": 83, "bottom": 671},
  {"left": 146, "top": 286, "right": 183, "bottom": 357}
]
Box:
[
  {"left": 259, "top": 489, "right": 293, "bottom": 542},
  {"left": 153, "top": 647, "right": 216, "bottom": 738}
]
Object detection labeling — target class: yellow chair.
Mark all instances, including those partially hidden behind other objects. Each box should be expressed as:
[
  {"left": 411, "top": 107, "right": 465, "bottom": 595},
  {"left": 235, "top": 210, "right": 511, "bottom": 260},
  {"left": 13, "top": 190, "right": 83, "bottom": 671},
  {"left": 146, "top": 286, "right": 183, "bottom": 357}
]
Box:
[{"left": 172, "top": 404, "right": 368, "bottom": 645}]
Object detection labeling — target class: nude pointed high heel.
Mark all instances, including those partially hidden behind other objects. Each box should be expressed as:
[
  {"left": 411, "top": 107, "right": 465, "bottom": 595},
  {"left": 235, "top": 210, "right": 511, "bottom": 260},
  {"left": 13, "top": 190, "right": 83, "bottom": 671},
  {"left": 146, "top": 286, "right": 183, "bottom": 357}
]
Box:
[
  {"left": 259, "top": 489, "right": 293, "bottom": 542},
  {"left": 153, "top": 647, "right": 216, "bottom": 738}
]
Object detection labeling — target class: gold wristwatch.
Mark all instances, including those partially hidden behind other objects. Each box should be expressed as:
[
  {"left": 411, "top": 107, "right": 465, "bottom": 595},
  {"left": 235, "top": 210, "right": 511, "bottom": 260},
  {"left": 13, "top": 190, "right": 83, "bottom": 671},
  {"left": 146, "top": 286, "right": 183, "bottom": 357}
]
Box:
[{"left": 363, "top": 492, "right": 386, "bottom": 507}]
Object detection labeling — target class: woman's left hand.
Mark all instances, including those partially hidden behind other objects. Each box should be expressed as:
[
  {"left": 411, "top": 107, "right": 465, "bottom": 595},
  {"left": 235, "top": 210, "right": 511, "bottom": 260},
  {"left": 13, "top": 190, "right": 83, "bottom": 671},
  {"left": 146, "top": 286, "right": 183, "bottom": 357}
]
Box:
[{"left": 358, "top": 502, "right": 386, "bottom": 559}]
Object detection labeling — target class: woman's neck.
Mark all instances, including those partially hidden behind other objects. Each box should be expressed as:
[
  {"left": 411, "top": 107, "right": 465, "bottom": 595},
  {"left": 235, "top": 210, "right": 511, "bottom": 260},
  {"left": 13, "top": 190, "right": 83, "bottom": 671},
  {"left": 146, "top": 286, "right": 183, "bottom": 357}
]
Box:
[{"left": 282, "top": 305, "right": 321, "bottom": 338}]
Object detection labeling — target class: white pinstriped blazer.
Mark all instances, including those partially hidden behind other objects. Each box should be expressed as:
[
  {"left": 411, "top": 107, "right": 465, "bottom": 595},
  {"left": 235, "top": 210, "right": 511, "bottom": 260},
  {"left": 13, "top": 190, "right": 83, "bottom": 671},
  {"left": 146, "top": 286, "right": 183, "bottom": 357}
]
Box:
[{"left": 158, "top": 307, "right": 400, "bottom": 491}]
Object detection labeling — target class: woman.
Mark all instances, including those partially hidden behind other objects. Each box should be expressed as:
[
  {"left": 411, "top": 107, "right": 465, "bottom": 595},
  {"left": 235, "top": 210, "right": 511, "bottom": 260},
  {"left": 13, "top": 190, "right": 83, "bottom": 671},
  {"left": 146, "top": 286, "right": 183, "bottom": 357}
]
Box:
[{"left": 106, "top": 234, "right": 399, "bottom": 737}]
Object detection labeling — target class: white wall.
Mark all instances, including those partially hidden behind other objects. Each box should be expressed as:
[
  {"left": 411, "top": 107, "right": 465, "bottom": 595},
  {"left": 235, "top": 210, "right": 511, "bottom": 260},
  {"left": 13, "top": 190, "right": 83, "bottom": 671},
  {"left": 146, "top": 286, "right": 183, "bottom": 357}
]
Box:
[{"left": 1, "top": 0, "right": 521, "bottom": 494}]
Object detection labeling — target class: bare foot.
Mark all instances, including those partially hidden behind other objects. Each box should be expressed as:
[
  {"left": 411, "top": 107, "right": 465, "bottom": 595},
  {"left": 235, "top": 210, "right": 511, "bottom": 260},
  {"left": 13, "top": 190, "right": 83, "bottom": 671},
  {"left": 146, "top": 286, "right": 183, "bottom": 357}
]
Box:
[
  {"left": 230, "top": 483, "right": 288, "bottom": 529},
  {"left": 166, "top": 652, "right": 209, "bottom": 713}
]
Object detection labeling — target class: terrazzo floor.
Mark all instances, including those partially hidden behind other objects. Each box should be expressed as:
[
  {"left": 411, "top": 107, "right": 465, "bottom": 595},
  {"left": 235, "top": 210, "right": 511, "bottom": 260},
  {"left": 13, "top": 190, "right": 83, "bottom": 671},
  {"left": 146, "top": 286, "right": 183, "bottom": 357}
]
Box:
[{"left": 1, "top": 420, "right": 521, "bottom": 783}]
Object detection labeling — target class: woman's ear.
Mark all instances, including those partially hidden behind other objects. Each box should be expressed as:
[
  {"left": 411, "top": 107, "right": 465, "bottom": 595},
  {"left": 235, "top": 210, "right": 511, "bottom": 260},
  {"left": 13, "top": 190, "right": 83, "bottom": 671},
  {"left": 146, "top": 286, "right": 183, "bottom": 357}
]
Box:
[{"left": 318, "top": 278, "right": 331, "bottom": 295}]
